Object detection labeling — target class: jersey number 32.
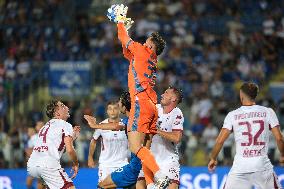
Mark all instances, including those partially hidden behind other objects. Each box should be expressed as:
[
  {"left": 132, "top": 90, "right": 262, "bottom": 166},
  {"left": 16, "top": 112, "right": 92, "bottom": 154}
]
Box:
[{"left": 239, "top": 120, "right": 265, "bottom": 146}]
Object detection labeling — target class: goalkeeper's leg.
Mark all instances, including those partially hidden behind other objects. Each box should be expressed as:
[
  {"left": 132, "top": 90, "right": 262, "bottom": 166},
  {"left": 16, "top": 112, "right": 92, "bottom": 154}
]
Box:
[
  {"left": 99, "top": 153, "right": 142, "bottom": 188},
  {"left": 98, "top": 175, "right": 117, "bottom": 189}
]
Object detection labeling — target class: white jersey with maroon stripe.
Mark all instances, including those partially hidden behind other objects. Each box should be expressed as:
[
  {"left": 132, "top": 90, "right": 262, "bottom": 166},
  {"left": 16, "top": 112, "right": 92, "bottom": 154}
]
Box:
[
  {"left": 27, "top": 119, "right": 73, "bottom": 169},
  {"left": 93, "top": 119, "right": 128, "bottom": 168},
  {"left": 151, "top": 104, "right": 184, "bottom": 164},
  {"left": 223, "top": 105, "right": 279, "bottom": 173}
]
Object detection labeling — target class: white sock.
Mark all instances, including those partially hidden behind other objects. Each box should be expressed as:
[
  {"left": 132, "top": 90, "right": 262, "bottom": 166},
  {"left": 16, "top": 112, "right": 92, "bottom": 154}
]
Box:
[
  {"left": 154, "top": 170, "right": 166, "bottom": 181},
  {"left": 147, "top": 183, "right": 155, "bottom": 189}
]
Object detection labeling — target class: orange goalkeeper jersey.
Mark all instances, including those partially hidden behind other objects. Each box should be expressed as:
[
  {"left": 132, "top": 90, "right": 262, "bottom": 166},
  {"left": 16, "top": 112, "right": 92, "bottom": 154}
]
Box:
[{"left": 117, "top": 23, "right": 158, "bottom": 104}]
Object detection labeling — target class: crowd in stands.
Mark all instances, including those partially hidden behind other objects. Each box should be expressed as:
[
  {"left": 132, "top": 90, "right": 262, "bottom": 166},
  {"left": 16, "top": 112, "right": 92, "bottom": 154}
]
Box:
[{"left": 0, "top": 0, "right": 284, "bottom": 168}]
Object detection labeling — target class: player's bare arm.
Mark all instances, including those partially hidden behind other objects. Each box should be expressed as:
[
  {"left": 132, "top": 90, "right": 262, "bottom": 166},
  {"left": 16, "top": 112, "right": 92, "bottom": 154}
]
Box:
[
  {"left": 156, "top": 129, "right": 182, "bottom": 144},
  {"left": 72, "top": 126, "right": 80, "bottom": 140},
  {"left": 88, "top": 139, "right": 97, "bottom": 168},
  {"left": 208, "top": 128, "right": 231, "bottom": 172},
  {"left": 84, "top": 115, "right": 123, "bottom": 130},
  {"left": 271, "top": 126, "right": 284, "bottom": 165},
  {"left": 64, "top": 136, "right": 79, "bottom": 179}
]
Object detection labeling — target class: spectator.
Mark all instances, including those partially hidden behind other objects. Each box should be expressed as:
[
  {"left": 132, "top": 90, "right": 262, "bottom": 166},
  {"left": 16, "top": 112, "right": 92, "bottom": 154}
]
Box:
[
  {"left": 4, "top": 50, "right": 16, "bottom": 80},
  {"left": 27, "top": 104, "right": 44, "bottom": 127},
  {"left": 9, "top": 126, "right": 23, "bottom": 168},
  {"left": 16, "top": 57, "right": 30, "bottom": 78},
  {"left": 0, "top": 120, "right": 8, "bottom": 168},
  {"left": 201, "top": 122, "right": 218, "bottom": 153}
]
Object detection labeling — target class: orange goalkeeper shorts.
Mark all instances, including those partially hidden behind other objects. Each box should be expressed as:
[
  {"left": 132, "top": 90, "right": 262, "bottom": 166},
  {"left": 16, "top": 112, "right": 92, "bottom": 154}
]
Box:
[{"left": 127, "top": 95, "right": 158, "bottom": 134}]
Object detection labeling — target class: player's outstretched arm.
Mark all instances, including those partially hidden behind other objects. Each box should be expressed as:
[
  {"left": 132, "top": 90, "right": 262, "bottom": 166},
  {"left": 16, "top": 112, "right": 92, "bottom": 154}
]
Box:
[
  {"left": 156, "top": 129, "right": 182, "bottom": 143},
  {"left": 117, "top": 23, "right": 132, "bottom": 47},
  {"left": 88, "top": 139, "right": 97, "bottom": 168},
  {"left": 107, "top": 4, "right": 137, "bottom": 55},
  {"left": 84, "top": 115, "right": 97, "bottom": 128},
  {"left": 97, "top": 122, "right": 124, "bottom": 130},
  {"left": 271, "top": 126, "right": 284, "bottom": 165},
  {"left": 106, "top": 4, "right": 132, "bottom": 46},
  {"left": 84, "top": 115, "right": 124, "bottom": 130},
  {"left": 64, "top": 136, "right": 79, "bottom": 179},
  {"left": 208, "top": 128, "right": 231, "bottom": 172}
]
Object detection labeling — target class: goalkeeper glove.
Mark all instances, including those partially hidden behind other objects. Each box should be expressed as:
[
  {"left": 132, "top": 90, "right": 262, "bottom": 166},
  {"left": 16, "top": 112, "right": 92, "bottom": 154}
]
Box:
[
  {"left": 107, "top": 4, "right": 128, "bottom": 23},
  {"left": 124, "top": 18, "right": 134, "bottom": 30}
]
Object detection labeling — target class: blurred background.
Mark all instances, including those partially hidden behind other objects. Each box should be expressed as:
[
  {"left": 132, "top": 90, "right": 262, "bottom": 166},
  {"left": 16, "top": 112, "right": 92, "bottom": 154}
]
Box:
[{"left": 0, "top": 0, "right": 284, "bottom": 182}]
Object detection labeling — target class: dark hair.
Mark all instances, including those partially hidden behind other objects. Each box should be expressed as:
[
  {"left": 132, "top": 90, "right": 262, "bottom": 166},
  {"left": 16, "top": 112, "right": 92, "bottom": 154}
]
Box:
[
  {"left": 120, "top": 91, "right": 131, "bottom": 111},
  {"left": 240, "top": 82, "right": 259, "bottom": 100},
  {"left": 150, "top": 32, "right": 166, "bottom": 56},
  {"left": 46, "top": 100, "right": 59, "bottom": 118},
  {"left": 169, "top": 86, "right": 183, "bottom": 104},
  {"left": 107, "top": 100, "right": 119, "bottom": 106}
]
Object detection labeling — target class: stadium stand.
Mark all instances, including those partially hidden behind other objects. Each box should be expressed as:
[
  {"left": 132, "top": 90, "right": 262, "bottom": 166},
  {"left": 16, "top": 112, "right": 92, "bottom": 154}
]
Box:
[{"left": 0, "top": 0, "right": 283, "bottom": 168}]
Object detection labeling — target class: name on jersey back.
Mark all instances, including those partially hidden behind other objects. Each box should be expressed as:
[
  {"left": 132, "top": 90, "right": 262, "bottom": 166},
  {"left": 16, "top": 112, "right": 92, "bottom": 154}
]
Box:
[
  {"left": 243, "top": 147, "right": 265, "bottom": 158},
  {"left": 234, "top": 112, "right": 266, "bottom": 120}
]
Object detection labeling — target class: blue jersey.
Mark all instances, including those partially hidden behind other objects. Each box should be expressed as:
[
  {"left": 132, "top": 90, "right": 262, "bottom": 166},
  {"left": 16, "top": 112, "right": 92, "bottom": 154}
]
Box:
[
  {"left": 122, "top": 117, "right": 129, "bottom": 137},
  {"left": 111, "top": 117, "right": 142, "bottom": 187},
  {"left": 121, "top": 117, "right": 129, "bottom": 126}
]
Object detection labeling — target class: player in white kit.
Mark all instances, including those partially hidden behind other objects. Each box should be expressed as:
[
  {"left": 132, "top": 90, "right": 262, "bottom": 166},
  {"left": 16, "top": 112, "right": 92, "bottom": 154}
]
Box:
[
  {"left": 27, "top": 100, "right": 80, "bottom": 189},
  {"left": 26, "top": 121, "right": 44, "bottom": 189},
  {"left": 136, "top": 87, "right": 184, "bottom": 189},
  {"left": 208, "top": 82, "right": 284, "bottom": 189},
  {"left": 88, "top": 100, "right": 128, "bottom": 183}
]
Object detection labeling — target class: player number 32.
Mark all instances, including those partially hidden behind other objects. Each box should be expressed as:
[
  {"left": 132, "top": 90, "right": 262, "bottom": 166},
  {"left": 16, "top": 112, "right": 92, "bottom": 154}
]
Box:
[{"left": 239, "top": 120, "right": 265, "bottom": 146}]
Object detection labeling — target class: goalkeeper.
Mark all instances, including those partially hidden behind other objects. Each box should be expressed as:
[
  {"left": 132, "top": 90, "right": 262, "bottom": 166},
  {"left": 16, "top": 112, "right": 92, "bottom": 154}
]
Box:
[{"left": 107, "top": 4, "right": 168, "bottom": 189}]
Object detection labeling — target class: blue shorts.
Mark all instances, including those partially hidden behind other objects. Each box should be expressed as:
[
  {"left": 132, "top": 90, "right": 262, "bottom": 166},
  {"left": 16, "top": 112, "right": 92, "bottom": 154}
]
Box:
[{"left": 111, "top": 153, "right": 142, "bottom": 187}]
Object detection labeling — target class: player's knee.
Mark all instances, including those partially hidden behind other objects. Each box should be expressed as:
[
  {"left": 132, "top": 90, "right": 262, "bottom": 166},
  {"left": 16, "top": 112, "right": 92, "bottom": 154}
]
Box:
[
  {"left": 129, "top": 145, "right": 140, "bottom": 154},
  {"left": 128, "top": 134, "right": 146, "bottom": 154},
  {"left": 168, "top": 183, "right": 179, "bottom": 189},
  {"left": 26, "top": 181, "right": 32, "bottom": 187},
  {"left": 128, "top": 142, "right": 138, "bottom": 154},
  {"left": 168, "top": 181, "right": 179, "bottom": 189},
  {"left": 37, "top": 181, "right": 44, "bottom": 189},
  {"left": 98, "top": 181, "right": 106, "bottom": 188},
  {"left": 136, "top": 179, "right": 146, "bottom": 189}
]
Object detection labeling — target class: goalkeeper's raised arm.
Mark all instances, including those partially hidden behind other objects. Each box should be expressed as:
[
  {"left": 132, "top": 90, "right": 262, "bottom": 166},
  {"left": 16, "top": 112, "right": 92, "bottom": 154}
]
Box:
[
  {"left": 117, "top": 22, "right": 132, "bottom": 50},
  {"left": 107, "top": 4, "right": 165, "bottom": 57}
]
